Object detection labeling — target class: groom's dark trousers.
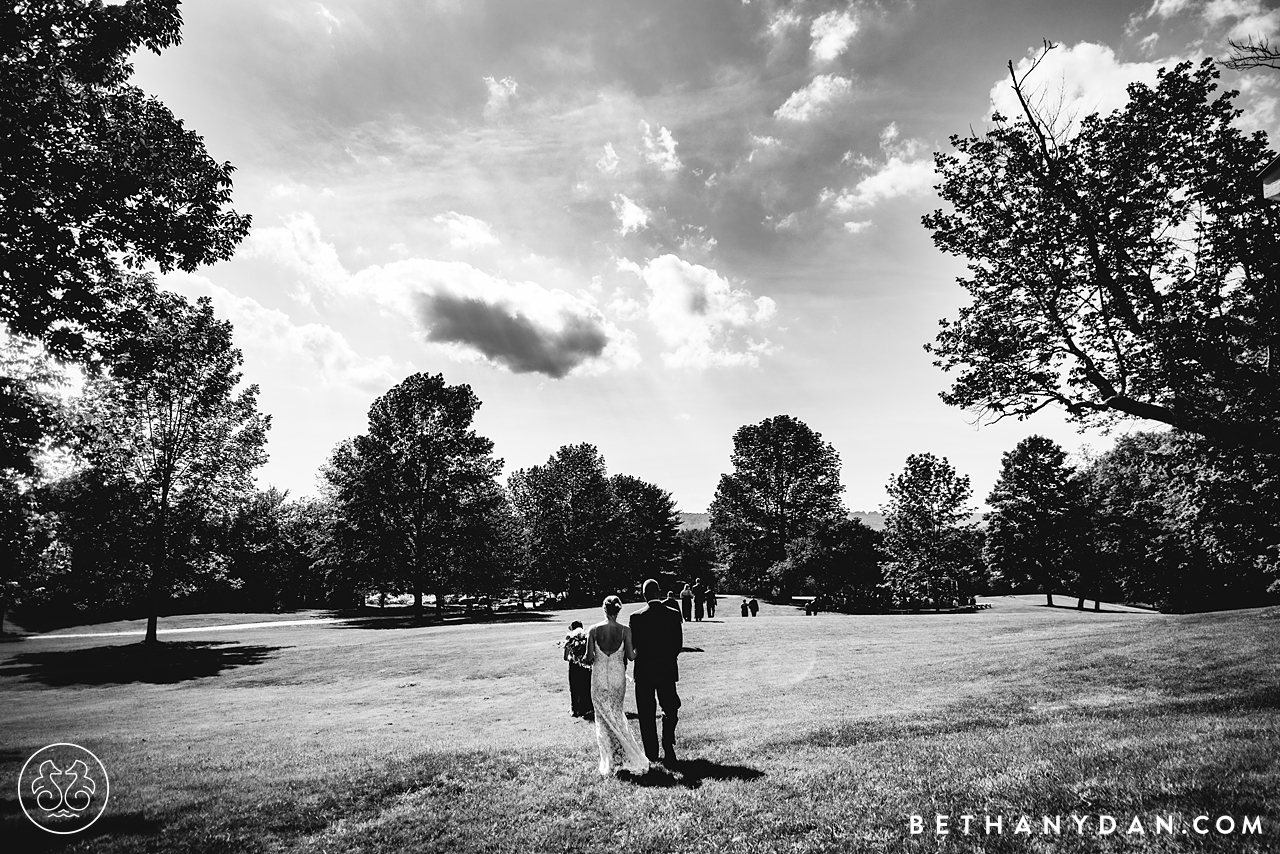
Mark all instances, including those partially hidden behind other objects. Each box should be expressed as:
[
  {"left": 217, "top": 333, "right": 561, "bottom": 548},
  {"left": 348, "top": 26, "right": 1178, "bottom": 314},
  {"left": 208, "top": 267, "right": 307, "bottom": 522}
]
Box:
[{"left": 630, "top": 598, "right": 683, "bottom": 761}]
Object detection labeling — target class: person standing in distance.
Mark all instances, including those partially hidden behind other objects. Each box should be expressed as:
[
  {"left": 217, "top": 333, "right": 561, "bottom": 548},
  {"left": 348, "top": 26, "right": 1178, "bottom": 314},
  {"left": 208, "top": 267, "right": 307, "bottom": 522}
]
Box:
[{"left": 630, "top": 578, "right": 684, "bottom": 766}]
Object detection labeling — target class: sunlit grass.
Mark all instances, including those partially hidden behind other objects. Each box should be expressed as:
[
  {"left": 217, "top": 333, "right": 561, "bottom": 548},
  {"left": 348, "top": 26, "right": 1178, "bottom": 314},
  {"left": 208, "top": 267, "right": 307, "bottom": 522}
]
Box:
[{"left": 2, "top": 595, "right": 1277, "bottom": 852}]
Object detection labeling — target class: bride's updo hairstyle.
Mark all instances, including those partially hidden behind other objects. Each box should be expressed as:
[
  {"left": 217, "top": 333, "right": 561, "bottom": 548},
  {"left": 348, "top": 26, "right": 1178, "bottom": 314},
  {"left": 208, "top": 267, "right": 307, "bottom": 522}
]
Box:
[{"left": 603, "top": 595, "right": 623, "bottom": 616}]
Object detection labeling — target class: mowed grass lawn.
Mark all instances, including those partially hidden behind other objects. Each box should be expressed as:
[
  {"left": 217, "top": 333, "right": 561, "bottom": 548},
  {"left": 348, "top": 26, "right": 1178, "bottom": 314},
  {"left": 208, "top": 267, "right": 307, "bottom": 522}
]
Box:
[{"left": 2, "top": 596, "right": 1279, "bottom": 853}]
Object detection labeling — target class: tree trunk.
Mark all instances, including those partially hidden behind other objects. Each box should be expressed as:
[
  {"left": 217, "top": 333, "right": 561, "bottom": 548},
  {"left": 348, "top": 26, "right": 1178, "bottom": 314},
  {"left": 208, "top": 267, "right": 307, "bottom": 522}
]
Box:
[
  {"left": 413, "top": 588, "right": 423, "bottom": 618},
  {"left": 145, "top": 491, "right": 171, "bottom": 645},
  {"left": 1076, "top": 595, "right": 1085, "bottom": 610},
  {"left": 1045, "top": 590, "right": 1054, "bottom": 607},
  {"left": 437, "top": 588, "right": 446, "bottom": 620}
]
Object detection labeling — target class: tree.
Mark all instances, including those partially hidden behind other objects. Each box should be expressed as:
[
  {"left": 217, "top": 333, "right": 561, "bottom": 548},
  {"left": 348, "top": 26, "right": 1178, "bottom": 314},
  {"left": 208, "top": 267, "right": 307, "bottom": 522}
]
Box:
[
  {"left": 677, "top": 527, "right": 718, "bottom": 585},
  {"left": 77, "top": 290, "right": 269, "bottom": 642},
  {"left": 1, "top": 0, "right": 250, "bottom": 361},
  {"left": 0, "top": 333, "right": 65, "bottom": 631},
  {"left": 324, "top": 373, "right": 504, "bottom": 618},
  {"left": 1081, "top": 432, "right": 1279, "bottom": 612},
  {"left": 780, "top": 517, "right": 883, "bottom": 610},
  {"left": 984, "top": 436, "right": 1085, "bottom": 607},
  {"left": 923, "top": 54, "right": 1280, "bottom": 454},
  {"left": 611, "top": 474, "right": 681, "bottom": 586},
  {"left": 709, "top": 415, "right": 846, "bottom": 596},
  {"left": 508, "top": 443, "right": 621, "bottom": 602},
  {"left": 881, "top": 453, "right": 977, "bottom": 606},
  {"left": 1224, "top": 37, "right": 1280, "bottom": 72}
]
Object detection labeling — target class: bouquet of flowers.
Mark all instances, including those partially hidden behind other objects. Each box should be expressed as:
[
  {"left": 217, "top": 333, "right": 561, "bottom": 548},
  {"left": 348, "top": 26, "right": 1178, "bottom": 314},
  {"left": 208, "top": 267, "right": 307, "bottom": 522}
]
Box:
[{"left": 563, "top": 626, "right": 589, "bottom": 668}]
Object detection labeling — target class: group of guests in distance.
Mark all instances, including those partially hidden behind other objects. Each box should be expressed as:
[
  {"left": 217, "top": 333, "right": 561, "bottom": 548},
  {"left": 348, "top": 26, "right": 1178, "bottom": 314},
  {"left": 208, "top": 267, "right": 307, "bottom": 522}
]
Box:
[{"left": 561, "top": 580, "right": 766, "bottom": 775}]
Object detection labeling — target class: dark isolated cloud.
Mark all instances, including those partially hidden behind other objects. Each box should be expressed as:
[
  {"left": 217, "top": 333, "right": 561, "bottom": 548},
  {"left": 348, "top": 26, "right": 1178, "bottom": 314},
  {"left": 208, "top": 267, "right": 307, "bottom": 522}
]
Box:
[{"left": 416, "top": 293, "right": 611, "bottom": 378}]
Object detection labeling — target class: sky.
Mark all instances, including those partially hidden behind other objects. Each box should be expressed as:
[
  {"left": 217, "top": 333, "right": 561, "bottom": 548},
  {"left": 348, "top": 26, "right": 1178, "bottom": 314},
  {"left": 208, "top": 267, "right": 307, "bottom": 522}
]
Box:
[{"left": 129, "top": 0, "right": 1280, "bottom": 513}]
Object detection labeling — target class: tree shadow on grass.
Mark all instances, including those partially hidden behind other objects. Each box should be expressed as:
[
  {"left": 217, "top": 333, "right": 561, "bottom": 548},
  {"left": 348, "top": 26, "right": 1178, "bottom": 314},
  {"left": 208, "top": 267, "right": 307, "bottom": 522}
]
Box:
[
  {"left": 1, "top": 797, "right": 163, "bottom": 851},
  {"left": 621, "top": 758, "right": 765, "bottom": 790},
  {"left": 0, "top": 641, "right": 285, "bottom": 687}
]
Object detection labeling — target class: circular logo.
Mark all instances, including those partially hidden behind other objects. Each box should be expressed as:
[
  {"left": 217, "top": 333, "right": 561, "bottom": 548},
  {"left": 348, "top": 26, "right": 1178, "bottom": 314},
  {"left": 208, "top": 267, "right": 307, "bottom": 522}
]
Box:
[{"left": 17, "top": 743, "right": 110, "bottom": 835}]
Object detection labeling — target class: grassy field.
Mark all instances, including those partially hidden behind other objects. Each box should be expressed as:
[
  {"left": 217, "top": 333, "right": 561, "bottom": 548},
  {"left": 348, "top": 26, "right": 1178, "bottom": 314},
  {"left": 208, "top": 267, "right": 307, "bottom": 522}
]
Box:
[{"left": 1, "top": 596, "right": 1278, "bottom": 852}]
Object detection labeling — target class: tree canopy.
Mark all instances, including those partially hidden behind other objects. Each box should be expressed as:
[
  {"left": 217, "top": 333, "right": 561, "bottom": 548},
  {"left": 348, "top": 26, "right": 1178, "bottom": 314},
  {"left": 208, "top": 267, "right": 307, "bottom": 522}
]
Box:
[
  {"left": 1, "top": 0, "right": 250, "bottom": 360},
  {"left": 984, "top": 435, "right": 1083, "bottom": 606},
  {"left": 709, "top": 415, "right": 845, "bottom": 594},
  {"left": 880, "top": 452, "right": 977, "bottom": 605},
  {"left": 924, "top": 55, "right": 1279, "bottom": 453},
  {"left": 76, "top": 290, "right": 270, "bottom": 641},
  {"left": 324, "top": 373, "right": 504, "bottom": 615}
]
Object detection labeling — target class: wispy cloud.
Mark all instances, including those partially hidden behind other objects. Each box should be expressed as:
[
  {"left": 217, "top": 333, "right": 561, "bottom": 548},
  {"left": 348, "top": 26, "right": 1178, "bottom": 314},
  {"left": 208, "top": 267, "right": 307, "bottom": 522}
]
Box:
[
  {"left": 596, "top": 142, "right": 620, "bottom": 176},
  {"left": 245, "top": 213, "right": 639, "bottom": 378},
  {"left": 433, "top": 211, "right": 500, "bottom": 250},
  {"left": 483, "top": 75, "right": 519, "bottom": 117},
  {"left": 165, "top": 271, "right": 402, "bottom": 394},
  {"left": 774, "top": 74, "right": 853, "bottom": 121}
]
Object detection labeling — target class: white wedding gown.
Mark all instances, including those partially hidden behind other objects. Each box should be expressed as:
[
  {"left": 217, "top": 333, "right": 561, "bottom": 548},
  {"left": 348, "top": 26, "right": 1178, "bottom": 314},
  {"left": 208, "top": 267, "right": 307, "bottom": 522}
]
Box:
[{"left": 590, "top": 647, "right": 651, "bottom": 775}]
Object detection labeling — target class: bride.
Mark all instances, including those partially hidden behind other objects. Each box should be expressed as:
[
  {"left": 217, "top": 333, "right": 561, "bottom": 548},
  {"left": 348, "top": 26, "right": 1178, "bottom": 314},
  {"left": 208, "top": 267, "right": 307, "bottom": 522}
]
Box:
[{"left": 583, "top": 595, "right": 651, "bottom": 776}]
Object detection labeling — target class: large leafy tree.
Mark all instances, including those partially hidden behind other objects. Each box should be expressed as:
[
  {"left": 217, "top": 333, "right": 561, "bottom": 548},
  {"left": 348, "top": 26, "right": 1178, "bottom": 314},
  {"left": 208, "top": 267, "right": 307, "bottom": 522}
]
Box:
[
  {"left": 1081, "top": 432, "right": 1279, "bottom": 612},
  {"left": 984, "top": 436, "right": 1085, "bottom": 607},
  {"left": 611, "top": 473, "right": 681, "bottom": 586},
  {"left": 77, "top": 291, "right": 269, "bottom": 641},
  {"left": 924, "top": 55, "right": 1279, "bottom": 453},
  {"left": 1, "top": 0, "right": 250, "bottom": 361},
  {"left": 881, "top": 453, "right": 977, "bottom": 605},
  {"left": 508, "top": 443, "right": 621, "bottom": 602},
  {"left": 709, "top": 415, "right": 845, "bottom": 596},
  {"left": 324, "top": 373, "right": 504, "bottom": 617},
  {"left": 779, "top": 517, "right": 883, "bottom": 610}
]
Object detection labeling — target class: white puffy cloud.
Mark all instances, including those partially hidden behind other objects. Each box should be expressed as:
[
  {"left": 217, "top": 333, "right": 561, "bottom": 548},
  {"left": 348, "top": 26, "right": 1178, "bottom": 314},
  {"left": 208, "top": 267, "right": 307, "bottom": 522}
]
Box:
[
  {"left": 244, "top": 213, "right": 638, "bottom": 378},
  {"left": 433, "top": 211, "right": 500, "bottom": 250},
  {"left": 774, "top": 74, "right": 853, "bottom": 121},
  {"left": 990, "top": 42, "right": 1163, "bottom": 125},
  {"left": 482, "top": 75, "right": 519, "bottom": 116},
  {"left": 617, "top": 255, "right": 776, "bottom": 369},
  {"left": 640, "top": 120, "right": 682, "bottom": 173},
  {"left": 612, "top": 194, "right": 650, "bottom": 234},
  {"left": 810, "top": 10, "right": 858, "bottom": 62},
  {"left": 828, "top": 123, "right": 935, "bottom": 212},
  {"left": 596, "top": 142, "right": 620, "bottom": 175},
  {"left": 843, "top": 220, "right": 873, "bottom": 234}
]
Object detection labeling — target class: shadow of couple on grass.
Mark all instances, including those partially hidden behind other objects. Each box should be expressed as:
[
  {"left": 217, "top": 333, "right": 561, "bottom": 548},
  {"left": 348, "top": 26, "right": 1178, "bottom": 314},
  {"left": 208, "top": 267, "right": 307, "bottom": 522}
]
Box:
[{"left": 617, "top": 758, "right": 765, "bottom": 790}]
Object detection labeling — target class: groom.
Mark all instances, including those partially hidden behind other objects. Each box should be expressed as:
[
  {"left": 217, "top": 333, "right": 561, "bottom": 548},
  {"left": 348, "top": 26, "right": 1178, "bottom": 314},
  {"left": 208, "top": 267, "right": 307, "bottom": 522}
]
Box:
[{"left": 630, "top": 578, "right": 683, "bottom": 766}]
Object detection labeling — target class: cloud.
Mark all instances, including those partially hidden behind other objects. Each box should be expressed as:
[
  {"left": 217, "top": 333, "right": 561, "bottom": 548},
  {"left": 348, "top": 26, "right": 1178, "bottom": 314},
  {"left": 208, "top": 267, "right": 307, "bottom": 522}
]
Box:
[
  {"left": 612, "top": 194, "right": 650, "bottom": 234},
  {"left": 1133, "top": 0, "right": 1280, "bottom": 39},
  {"left": 810, "top": 10, "right": 858, "bottom": 62},
  {"left": 990, "top": 42, "right": 1163, "bottom": 125},
  {"left": 640, "top": 120, "right": 682, "bottom": 173},
  {"left": 164, "top": 272, "right": 401, "bottom": 394},
  {"left": 596, "top": 142, "right": 620, "bottom": 175},
  {"left": 482, "top": 75, "right": 519, "bottom": 116},
  {"left": 416, "top": 294, "right": 611, "bottom": 378},
  {"left": 774, "top": 74, "right": 853, "bottom": 121},
  {"left": 433, "top": 211, "right": 500, "bottom": 250},
  {"left": 244, "top": 213, "right": 639, "bottom": 378},
  {"left": 828, "top": 124, "right": 935, "bottom": 211},
  {"left": 843, "top": 220, "right": 873, "bottom": 234},
  {"left": 833, "top": 156, "right": 935, "bottom": 210},
  {"left": 315, "top": 3, "right": 340, "bottom": 33},
  {"left": 768, "top": 9, "right": 804, "bottom": 39},
  {"left": 618, "top": 254, "right": 777, "bottom": 369}
]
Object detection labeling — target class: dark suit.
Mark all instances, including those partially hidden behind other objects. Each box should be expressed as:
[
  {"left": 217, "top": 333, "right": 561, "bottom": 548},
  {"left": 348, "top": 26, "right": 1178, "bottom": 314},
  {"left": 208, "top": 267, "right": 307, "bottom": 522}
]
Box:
[{"left": 629, "top": 599, "right": 683, "bottom": 761}]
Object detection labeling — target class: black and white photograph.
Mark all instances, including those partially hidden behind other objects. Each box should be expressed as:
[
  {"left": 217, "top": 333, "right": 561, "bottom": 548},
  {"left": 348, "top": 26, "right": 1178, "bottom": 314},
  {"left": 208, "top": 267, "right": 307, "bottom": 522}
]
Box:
[{"left": 2, "top": 0, "right": 1279, "bottom": 850}]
